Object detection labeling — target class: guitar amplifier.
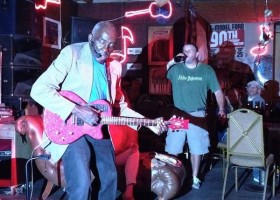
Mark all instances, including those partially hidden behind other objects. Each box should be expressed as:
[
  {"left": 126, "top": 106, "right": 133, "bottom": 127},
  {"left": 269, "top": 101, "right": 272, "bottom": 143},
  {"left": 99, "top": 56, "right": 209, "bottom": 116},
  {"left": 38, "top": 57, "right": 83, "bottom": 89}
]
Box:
[
  {"left": 0, "top": 150, "right": 12, "bottom": 180},
  {"left": 0, "top": 123, "right": 32, "bottom": 190}
]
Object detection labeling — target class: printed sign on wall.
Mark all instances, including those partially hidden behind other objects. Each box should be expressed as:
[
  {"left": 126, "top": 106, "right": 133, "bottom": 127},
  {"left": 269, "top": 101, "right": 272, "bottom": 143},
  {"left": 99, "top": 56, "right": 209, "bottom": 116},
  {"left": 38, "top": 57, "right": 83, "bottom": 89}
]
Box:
[{"left": 210, "top": 23, "right": 245, "bottom": 60}]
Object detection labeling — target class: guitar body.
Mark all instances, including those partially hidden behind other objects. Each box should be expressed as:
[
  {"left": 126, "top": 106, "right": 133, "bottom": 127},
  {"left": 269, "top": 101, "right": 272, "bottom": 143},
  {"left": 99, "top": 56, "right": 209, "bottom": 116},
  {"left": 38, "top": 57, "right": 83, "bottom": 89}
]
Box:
[{"left": 43, "top": 91, "right": 112, "bottom": 144}]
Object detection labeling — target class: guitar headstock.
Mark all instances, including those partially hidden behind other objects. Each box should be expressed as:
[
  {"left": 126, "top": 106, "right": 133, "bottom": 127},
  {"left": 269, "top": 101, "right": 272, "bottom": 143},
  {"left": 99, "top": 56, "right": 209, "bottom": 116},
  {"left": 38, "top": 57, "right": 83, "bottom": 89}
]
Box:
[{"left": 167, "top": 116, "right": 189, "bottom": 130}]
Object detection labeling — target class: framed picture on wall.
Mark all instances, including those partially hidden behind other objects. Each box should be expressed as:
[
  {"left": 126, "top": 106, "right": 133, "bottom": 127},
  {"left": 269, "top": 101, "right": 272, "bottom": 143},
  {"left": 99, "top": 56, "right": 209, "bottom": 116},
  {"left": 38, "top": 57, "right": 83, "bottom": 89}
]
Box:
[
  {"left": 43, "top": 17, "right": 61, "bottom": 49},
  {"left": 148, "top": 26, "right": 173, "bottom": 65}
]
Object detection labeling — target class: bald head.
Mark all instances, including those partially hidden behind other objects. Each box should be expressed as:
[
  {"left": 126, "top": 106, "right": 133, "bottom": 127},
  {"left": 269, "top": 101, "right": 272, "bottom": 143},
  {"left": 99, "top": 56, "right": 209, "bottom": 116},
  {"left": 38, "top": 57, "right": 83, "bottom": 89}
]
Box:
[
  {"left": 88, "top": 21, "right": 117, "bottom": 63},
  {"left": 91, "top": 21, "right": 117, "bottom": 42}
]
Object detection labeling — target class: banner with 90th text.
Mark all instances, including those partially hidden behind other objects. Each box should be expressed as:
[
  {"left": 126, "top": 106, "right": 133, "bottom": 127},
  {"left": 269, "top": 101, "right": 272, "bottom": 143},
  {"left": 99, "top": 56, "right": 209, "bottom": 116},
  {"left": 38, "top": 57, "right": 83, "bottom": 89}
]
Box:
[{"left": 210, "top": 23, "right": 245, "bottom": 59}]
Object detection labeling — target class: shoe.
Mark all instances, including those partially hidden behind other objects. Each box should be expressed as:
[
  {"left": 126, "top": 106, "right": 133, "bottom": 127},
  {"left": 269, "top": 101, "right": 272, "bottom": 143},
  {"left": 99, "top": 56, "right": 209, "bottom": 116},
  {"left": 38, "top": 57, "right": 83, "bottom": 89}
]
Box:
[
  {"left": 192, "top": 176, "right": 201, "bottom": 189},
  {"left": 253, "top": 177, "right": 260, "bottom": 183},
  {"left": 252, "top": 168, "right": 265, "bottom": 185}
]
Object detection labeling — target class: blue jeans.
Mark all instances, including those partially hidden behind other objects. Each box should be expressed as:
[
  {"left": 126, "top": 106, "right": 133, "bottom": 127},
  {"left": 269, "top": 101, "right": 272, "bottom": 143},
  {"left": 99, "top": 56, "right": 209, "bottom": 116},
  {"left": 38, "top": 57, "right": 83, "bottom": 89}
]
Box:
[{"left": 62, "top": 135, "right": 117, "bottom": 200}]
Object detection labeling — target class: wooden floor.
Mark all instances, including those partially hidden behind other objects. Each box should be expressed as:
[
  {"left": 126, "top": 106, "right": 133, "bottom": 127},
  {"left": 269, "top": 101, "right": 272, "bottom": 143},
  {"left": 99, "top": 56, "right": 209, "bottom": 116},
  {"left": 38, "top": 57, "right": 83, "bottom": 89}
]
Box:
[{"left": 0, "top": 159, "right": 279, "bottom": 200}]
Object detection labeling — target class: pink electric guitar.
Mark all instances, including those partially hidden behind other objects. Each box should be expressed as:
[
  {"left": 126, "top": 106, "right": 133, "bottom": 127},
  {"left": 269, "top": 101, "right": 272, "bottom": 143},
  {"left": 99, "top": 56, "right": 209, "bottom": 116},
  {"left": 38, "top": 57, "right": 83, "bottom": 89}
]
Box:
[{"left": 43, "top": 91, "right": 189, "bottom": 145}]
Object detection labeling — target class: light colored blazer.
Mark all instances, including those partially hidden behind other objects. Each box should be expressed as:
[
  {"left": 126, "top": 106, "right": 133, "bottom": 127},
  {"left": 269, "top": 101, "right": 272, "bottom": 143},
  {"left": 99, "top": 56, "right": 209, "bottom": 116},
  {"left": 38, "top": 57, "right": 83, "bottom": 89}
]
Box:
[{"left": 30, "top": 42, "right": 143, "bottom": 163}]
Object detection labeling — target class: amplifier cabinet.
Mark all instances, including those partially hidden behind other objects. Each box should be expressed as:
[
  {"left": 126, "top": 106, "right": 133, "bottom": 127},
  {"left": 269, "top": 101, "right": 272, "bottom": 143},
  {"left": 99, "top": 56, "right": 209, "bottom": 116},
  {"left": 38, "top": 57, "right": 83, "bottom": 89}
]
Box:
[
  {"left": 0, "top": 0, "right": 37, "bottom": 36},
  {"left": 0, "top": 150, "right": 12, "bottom": 180},
  {"left": 2, "top": 65, "right": 42, "bottom": 97},
  {"left": 0, "top": 34, "right": 41, "bottom": 66},
  {"left": 0, "top": 123, "right": 18, "bottom": 190},
  {"left": 0, "top": 123, "right": 32, "bottom": 193}
]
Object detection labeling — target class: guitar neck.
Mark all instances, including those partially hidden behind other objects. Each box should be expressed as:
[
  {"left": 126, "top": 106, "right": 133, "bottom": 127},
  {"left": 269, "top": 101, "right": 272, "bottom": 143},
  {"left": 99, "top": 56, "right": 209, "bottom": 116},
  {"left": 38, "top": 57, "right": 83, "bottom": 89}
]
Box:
[{"left": 101, "top": 116, "right": 160, "bottom": 126}]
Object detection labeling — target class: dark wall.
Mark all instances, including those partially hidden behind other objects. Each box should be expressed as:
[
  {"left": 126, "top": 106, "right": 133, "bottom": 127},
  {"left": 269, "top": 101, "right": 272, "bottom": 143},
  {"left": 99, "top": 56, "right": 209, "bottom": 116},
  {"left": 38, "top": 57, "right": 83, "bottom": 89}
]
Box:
[
  {"left": 76, "top": 2, "right": 186, "bottom": 94},
  {"left": 39, "top": 1, "right": 78, "bottom": 68}
]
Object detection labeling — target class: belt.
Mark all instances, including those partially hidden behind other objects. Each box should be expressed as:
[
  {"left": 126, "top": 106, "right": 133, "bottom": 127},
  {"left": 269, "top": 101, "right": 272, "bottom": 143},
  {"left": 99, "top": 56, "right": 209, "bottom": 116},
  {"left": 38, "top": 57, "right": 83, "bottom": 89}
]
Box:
[{"left": 187, "top": 107, "right": 206, "bottom": 113}]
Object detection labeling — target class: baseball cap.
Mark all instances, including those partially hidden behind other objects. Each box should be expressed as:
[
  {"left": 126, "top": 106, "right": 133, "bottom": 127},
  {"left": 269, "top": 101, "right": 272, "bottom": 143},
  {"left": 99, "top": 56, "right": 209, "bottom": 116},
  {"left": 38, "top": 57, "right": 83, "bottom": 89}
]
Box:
[{"left": 247, "top": 80, "right": 261, "bottom": 88}]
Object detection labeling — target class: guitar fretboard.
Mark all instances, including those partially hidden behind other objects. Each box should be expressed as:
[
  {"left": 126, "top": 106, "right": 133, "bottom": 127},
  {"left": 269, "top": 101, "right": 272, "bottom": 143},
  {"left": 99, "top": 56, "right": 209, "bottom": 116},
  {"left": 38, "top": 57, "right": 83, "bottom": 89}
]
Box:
[{"left": 101, "top": 116, "right": 161, "bottom": 126}]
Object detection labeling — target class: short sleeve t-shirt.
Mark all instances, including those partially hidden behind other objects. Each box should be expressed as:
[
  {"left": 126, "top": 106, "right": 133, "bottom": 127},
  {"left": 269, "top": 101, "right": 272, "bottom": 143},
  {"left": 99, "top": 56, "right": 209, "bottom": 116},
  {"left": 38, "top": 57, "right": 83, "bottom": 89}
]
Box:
[{"left": 167, "top": 63, "right": 221, "bottom": 113}]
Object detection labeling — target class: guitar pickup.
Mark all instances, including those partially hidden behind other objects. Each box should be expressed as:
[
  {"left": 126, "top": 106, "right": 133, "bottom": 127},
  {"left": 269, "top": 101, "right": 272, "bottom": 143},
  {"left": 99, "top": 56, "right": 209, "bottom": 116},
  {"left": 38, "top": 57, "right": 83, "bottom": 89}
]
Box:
[
  {"left": 76, "top": 118, "right": 84, "bottom": 126},
  {"left": 91, "top": 104, "right": 108, "bottom": 112}
]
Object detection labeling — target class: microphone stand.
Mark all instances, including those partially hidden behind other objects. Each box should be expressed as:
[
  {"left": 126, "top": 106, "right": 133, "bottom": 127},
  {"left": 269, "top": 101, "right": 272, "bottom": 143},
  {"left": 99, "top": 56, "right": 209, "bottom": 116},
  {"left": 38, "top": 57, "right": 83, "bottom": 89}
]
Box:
[{"left": 25, "top": 154, "right": 51, "bottom": 200}]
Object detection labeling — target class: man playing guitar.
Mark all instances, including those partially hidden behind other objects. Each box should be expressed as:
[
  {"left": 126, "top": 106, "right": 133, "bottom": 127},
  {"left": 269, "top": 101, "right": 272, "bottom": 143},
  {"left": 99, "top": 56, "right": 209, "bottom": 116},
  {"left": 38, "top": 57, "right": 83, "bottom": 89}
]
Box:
[{"left": 31, "top": 21, "right": 167, "bottom": 200}]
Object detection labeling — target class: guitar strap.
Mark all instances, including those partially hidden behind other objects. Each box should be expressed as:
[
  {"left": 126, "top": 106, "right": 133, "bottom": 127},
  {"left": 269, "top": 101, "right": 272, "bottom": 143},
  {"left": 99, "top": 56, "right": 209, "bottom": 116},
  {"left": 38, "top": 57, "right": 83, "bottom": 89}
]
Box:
[
  {"left": 105, "top": 60, "right": 121, "bottom": 116},
  {"left": 105, "top": 61, "right": 112, "bottom": 103}
]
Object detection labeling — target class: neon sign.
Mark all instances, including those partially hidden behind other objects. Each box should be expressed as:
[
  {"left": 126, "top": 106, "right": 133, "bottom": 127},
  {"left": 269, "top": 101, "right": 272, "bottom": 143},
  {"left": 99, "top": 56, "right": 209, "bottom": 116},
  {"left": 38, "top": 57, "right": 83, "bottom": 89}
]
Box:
[
  {"left": 111, "top": 26, "right": 134, "bottom": 63},
  {"left": 35, "top": 0, "right": 61, "bottom": 10},
  {"left": 115, "top": 1, "right": 172, "bottom": 63},
  {"left": 249, "top": 46, "right": 268, "bottom": 57},
  {"left": 125, "top": 1, "right": 172, "bottom": 19},
  {"left": 259, "top": 24, "right": 272, "bottom": 46},
  {"left": 249, "top": 24, "right": 272, "bottom": 57}
]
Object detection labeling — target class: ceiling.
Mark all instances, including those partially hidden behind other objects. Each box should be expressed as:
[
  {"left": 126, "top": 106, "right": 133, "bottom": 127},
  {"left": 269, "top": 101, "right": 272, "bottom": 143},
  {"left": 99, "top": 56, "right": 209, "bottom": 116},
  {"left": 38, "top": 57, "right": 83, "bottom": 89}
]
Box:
[
  {"left": 72, "top": 0, "right": 153, "bottom": 3},
  {"left": 91, "top": 0, "right": 153, "bottom": 2},
  {"left": 190, "top": 0, "right": 280, "bottom": 24}
]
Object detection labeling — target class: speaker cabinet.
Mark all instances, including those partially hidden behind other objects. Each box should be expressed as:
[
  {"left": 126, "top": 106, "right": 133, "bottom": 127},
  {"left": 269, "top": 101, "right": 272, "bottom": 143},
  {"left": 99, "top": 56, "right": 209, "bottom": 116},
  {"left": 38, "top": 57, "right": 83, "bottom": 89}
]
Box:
[
  {"left": 1, "top": 65, "right": 42, "bottom": 97},
  {"left": 0, "top": 0, "right": 37, "bottom": 36},
  {"left": 0, "top": 34, "right": 42, "bottom": 66}
]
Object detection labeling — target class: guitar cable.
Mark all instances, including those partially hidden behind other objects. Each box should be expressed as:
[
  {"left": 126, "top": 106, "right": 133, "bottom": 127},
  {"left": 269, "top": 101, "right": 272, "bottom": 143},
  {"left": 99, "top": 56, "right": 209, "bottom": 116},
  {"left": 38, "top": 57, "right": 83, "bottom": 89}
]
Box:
[{"left": 25, "top": 137, "right": 51, "bottom": 200}]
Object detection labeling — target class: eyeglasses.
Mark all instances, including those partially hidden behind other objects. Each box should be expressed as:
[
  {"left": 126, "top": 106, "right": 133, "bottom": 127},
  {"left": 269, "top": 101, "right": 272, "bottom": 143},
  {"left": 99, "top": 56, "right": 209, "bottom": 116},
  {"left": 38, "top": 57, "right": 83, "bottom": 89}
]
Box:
[{"left": 94, "top": 37, "right": 116, "bottom": 51}]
